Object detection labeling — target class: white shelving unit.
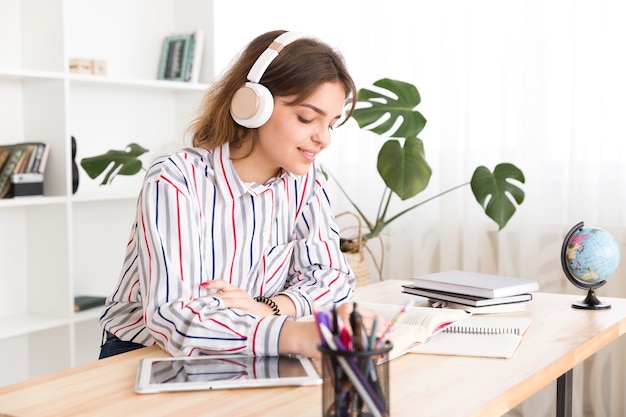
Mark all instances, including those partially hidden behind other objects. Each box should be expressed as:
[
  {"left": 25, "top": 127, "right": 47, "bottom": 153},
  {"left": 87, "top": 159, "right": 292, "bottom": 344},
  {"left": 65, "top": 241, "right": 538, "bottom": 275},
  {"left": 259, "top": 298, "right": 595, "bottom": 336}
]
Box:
[{"left": 0, "top": 0, "right": 214, "bottom": 386}]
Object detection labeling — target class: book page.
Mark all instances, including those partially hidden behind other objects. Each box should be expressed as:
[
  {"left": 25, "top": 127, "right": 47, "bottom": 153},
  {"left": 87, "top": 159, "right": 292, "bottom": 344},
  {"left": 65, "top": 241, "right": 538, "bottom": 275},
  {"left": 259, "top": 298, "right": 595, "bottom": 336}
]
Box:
[
  {"left": 360, "top": 303, "right": 470, "bottom": 360},
  {"left": 410, "top": 316, "right": 532, "bottom": 359},
  {"left": 362, "top": 303, "right": 469, "bottom": 334}
]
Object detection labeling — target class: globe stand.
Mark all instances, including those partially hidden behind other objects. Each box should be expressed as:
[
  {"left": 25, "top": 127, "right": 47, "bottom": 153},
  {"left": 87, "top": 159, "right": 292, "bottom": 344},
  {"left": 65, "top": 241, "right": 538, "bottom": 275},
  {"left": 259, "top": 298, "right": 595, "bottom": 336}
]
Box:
[
  {"left": 571, "top": 288, "right": 611, "bottom": 310},
  {"left": 561, "top": 221, "right": 612, "bottom": 310}
]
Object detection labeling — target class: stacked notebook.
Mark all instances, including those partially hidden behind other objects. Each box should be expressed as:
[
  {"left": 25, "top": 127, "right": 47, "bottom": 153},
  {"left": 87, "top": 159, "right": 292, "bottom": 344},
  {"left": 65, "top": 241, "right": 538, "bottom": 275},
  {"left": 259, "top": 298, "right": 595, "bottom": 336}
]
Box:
[{"left": 402, "top": 270, "right": 540, "bottom": 313}]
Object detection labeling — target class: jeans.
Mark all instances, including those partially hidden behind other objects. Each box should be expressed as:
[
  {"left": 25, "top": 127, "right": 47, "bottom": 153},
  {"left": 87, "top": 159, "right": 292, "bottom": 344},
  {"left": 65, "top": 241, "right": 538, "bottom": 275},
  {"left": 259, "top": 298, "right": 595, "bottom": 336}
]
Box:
[{"left": 99, "top": 331, "right": 146, "bottom": 359}]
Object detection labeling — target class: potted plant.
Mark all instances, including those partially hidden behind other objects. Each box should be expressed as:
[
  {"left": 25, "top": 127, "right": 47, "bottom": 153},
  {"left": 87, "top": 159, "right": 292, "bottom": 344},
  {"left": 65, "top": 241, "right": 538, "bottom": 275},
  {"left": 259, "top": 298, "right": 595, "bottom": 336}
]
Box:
[{"left": 329, "top": 78, "right": 525, "bottom": 283}]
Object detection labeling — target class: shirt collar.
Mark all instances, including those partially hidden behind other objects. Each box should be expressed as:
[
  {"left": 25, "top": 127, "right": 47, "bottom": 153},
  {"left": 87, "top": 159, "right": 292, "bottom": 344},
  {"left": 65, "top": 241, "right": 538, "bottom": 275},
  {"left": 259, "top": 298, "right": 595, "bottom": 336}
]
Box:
[{"left": 212, "top": 143, "right": 296, "bottom": 199}]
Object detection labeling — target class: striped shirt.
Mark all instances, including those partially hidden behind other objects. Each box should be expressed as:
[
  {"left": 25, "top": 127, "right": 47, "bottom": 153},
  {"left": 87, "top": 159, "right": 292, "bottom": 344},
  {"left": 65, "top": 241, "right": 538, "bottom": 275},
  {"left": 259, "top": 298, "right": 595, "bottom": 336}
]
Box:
[{"left": 99, "top": 143, "right": 355, "bottom": 357}]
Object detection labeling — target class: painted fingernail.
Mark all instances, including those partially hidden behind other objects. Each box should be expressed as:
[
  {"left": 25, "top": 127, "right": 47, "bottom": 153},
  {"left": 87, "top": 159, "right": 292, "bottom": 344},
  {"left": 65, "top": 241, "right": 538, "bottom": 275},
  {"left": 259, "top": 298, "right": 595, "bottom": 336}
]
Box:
[{"left": 200, "top": 282, "right": 210, "bottom": 288}]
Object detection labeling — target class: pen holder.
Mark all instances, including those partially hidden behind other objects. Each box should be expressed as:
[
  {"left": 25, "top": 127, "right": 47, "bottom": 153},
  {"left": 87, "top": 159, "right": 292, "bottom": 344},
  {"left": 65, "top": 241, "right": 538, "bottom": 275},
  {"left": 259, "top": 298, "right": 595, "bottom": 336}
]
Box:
[{"left": 318, "top": 342, "right": 392, "bottom": 417}]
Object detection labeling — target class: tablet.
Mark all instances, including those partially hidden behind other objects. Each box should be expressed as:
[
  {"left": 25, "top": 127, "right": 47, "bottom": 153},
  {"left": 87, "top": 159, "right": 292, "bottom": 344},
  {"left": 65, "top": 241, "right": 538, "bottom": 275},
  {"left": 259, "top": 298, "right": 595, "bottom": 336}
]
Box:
[{"left": 134, "top": 354, "right": 321, "bottom": 393}]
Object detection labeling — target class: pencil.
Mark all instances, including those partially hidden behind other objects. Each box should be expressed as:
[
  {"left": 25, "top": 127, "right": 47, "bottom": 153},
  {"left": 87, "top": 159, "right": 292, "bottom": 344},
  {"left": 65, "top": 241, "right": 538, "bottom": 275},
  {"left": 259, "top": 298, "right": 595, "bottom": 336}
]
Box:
[
  {"left": 319, "top": 325, "right": 388, "bottom": 417},
  {"left": 379, "top": 299, "right": 414, "bottom": 344}
]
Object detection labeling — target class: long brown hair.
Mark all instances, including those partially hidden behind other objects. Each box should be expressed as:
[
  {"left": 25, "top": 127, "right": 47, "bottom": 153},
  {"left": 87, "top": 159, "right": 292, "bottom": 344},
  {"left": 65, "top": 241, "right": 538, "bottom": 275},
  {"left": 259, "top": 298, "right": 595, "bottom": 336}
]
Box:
[{"left": 189, "top": 30, "right": 357, "bottom": 149}]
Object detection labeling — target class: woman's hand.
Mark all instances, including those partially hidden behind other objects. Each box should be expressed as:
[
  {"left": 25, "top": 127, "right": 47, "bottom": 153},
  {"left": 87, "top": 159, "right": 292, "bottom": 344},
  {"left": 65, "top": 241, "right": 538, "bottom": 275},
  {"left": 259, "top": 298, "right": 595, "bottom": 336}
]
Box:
[
  {"left": 278, "top": 303, "right": 390, "bottom": 359},
  {"left": 279, "top": 320, "right": 322, "bottom": 359},
  {"left": 201, "top": 279, "right": 275, "bottom": 317},
  {"left": 336, "top": 302, "right": 389, "bottom": 340}
]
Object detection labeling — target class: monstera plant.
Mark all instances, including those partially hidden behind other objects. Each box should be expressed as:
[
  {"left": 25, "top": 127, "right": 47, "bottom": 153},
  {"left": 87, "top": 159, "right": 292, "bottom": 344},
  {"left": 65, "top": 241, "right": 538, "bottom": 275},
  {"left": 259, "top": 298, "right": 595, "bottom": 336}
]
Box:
[
  {"left": 331, "top": 78, "right": 525, "bottom": 280},
  {"left": 80, "top": 143, "right": 149, "bottom": 185}
]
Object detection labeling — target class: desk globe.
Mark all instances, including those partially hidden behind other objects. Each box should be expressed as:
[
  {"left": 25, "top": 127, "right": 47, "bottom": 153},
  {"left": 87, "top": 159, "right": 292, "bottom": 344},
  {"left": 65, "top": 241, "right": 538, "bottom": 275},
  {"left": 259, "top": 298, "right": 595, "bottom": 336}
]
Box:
[{"left": 561, "top": 221, "right": 620, "bottom": 309}]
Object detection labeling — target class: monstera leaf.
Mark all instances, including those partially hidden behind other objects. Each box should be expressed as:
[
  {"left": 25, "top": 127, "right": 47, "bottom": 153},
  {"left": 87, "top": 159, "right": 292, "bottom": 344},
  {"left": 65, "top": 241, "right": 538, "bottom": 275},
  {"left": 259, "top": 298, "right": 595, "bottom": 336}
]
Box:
[
  {"left": 351, "top": 78, "right": 427, "bottom": 138},
  {"left": 353, "top": 79, "right": 431, "bottom": 202},
  {"left": 80, "top": 143, "right": 149, "bottom": 185},
  {"left": 470, "top": 163, "right": 526, "bottom": 230},
  {"left": 377, "top": 137, "right": 431, "bottom": 200}
]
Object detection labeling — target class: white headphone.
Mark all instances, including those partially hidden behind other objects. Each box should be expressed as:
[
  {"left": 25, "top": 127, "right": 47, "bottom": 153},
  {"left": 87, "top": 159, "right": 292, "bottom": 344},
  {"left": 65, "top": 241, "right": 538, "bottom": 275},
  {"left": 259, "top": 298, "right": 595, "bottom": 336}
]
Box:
[{"left": 230, "top": 32, "right": 308, "bottom": 128}]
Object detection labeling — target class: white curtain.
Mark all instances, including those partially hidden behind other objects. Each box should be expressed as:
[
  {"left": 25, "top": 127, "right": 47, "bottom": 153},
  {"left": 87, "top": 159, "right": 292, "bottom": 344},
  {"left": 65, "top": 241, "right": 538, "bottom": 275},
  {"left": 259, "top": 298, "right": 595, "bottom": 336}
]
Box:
[{"left": 214, "top": 1, "right": 626, "bottom": 415}]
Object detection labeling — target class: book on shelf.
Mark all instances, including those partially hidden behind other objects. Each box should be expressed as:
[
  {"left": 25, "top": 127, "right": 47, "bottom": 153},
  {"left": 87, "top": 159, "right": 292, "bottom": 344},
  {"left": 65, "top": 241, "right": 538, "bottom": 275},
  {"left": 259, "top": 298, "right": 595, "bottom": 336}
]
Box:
[
  {"left": 158, "top": 33, "right": 195, "bottom": 82},
  {"left": 0, "top": 142, "right": 50, "bottom": 198},
  {"left": 13, "top": 144, "right": 33, "bottom": 174},
  {"left": 183, "top": 34, "right": 195, "bottom": 82},
  {"left": 0, "top": 147, "right": 10, "bottom": 173},
  {"left": 360, "top": 302, "right": 470, "bottom": 362},
  {"left": 401, "top": 285, "right": 533, "bottom": 307},
  {"left": 0, "top": 144, "right": 26, "bottom": 198},
  {"left": 410, "top": 270, "right": 540, "bottom": 299},
  {"left": 189, "top": 29, "right": 205, "bottom": 83},
  {"left": 410, "top": 315, "right": 532, "bottom": 358},
  {"left": 34, "top": 142, "right": 50, "bottom": 174},
  {"left": 74, "top": 295, "right": 107, "bottom": 312}
]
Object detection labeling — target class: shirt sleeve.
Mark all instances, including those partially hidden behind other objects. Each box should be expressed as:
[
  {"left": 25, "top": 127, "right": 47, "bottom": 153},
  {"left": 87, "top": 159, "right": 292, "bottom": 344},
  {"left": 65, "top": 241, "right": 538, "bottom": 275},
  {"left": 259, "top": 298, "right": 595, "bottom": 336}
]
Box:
[
  {"left": 136, "top": 152, "right": 289, "bottom": 357},
  {"left": 279, "top": 166, "right": 356, "bottom": 316}
]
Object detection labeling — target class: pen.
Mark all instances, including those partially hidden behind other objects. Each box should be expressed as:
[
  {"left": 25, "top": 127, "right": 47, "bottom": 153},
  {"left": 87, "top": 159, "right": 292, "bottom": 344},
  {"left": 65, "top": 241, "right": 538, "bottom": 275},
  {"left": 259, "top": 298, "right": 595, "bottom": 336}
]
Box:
[
  {"left": 364, "top": 316, "right": 379, "bottom": 377},
  {"left": 379, "top": 299, "right": 414, "bottom": 346},
  {"left": 369, "top": 316, "right": 379, "bottom": 350},
  {"left": 315, "top": 311, "right": 345, "bottom": 416},
  {"left": 319, "top": 325, "right": 388, "bottom": 417},
  {"left": 350, "top": 303, "right": 364, "bottom": 352},
  {"left": 332, "top": 304, "right": 339, "bottom": 335}
]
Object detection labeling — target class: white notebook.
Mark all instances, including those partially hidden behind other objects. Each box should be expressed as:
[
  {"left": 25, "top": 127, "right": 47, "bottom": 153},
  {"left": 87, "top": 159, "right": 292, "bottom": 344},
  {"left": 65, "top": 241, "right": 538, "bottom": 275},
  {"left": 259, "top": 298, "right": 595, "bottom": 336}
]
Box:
[
  {"left": 411, "top": 270, "right": 540, "bottom": 298},
  {"left": 410, "top": 316, "right": 532, "bottom": 359}
]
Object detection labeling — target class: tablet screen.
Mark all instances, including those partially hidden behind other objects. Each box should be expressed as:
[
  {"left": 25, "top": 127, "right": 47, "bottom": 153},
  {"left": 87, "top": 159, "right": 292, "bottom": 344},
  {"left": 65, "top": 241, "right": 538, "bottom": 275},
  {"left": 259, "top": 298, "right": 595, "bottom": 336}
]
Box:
[{"left": 135, "top": 354, "right": 321, "bottom": 393}]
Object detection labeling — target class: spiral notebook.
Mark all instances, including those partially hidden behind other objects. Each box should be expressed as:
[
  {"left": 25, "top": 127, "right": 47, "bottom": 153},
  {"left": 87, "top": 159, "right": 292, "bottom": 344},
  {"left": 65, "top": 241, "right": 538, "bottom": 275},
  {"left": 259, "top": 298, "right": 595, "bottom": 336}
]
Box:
[{"left": 410, "top": 316, "right": 532, "bottom": 359}]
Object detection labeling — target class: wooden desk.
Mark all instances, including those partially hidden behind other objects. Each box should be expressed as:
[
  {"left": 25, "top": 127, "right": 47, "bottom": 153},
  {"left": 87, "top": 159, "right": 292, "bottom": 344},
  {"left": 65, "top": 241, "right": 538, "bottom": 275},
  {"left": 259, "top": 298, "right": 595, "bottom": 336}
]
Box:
[{"left": 2, "top": 280, "right": 626, "bottom": 417}]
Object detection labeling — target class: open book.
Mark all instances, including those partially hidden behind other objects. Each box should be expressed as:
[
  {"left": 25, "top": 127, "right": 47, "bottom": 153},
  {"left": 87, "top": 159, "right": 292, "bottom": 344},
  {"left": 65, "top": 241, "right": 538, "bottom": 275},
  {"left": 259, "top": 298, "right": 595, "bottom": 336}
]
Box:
[
  {"left": 410, "top": 316, "right": 532, "bottom": 358},
  {"left": 361, "top": 303, "right": 470, "bottom": 361}
]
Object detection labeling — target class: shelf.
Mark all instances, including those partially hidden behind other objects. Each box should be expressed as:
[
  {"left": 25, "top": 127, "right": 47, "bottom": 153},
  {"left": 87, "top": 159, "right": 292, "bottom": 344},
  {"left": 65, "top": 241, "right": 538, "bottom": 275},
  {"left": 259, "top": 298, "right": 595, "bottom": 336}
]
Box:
[
  {"left": 0, "top": 68, "right": 65, "bottom": 81},
  {"left": 73, "top": 308, "right": 105, "bottom": 323},
  {"left": 71, "top": 189, "right": 139, "bottom": 203},
  {"left": 0, "top": 0, "right": 214, "bottom": 387},
  {"left": 0, "top": 195, "right": 67, "bottom": 208},
  {"left": 0, "top": 313, "right": 69, "bottom": 339},
  {"left": 68, "top": 73, "right": 210, "bottom": 92},
  {"left": 0, "top": 68, "right": 210, "bottom": 92}
]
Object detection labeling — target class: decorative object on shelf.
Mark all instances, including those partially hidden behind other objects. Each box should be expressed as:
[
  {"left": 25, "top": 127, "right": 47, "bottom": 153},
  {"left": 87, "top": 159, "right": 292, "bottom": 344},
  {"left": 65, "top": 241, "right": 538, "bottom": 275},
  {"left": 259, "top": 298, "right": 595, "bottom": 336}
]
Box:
[
  {"left": 561, "top": 221, "right": 620, "bottom": 310},
  {"left": 80, "top": 143, "right": 149, "bottom": 185},
  {"left": 69, "top": 58, "right": 107, "bottom": 75},
  {"left": 157, "top": 30, "right": 204, "bottom": 82},
  {"left": 327, "top": 78, "right": 526, "bottom": 279},
  {"left": 71, "top": 136, "right": 79, "bottom": 193}
]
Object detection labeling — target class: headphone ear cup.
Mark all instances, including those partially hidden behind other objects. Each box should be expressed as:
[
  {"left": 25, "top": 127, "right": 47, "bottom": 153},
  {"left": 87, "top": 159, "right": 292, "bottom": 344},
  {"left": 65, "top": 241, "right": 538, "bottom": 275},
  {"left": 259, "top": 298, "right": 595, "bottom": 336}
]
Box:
[{"left": 230, "top": 82, "right": 274, "bottom": 128}]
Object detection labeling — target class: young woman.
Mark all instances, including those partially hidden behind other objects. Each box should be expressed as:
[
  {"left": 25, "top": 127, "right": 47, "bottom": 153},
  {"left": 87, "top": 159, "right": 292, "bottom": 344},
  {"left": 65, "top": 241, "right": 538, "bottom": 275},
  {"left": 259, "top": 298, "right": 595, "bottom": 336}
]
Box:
[{"left": 99, "top": 30, "right": 384, "bottom": 360}]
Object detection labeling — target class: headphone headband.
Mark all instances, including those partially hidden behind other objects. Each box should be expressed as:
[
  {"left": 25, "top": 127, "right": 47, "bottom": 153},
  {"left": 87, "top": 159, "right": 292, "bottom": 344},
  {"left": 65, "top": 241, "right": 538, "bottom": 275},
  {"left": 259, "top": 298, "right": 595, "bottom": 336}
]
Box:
[
  {"left": 247, "top": 32, "right": 308, "bottom": 83},
  {"left": 230, "top": 31, "right": 310, "bottom": 128}
]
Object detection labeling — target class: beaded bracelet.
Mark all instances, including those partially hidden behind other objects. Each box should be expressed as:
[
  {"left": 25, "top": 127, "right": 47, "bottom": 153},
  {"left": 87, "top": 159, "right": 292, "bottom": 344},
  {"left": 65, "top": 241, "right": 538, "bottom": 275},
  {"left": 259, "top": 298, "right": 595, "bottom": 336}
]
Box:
[{"left": 254, "top": 296, "right": 280, "bottom": 315}]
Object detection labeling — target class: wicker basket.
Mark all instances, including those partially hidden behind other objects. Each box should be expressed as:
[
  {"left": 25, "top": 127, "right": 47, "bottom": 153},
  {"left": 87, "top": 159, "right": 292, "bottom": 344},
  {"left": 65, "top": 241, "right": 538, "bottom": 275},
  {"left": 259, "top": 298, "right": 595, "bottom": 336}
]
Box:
[{"left": 337, "top": 211, "right": 372, "bottom": 287}]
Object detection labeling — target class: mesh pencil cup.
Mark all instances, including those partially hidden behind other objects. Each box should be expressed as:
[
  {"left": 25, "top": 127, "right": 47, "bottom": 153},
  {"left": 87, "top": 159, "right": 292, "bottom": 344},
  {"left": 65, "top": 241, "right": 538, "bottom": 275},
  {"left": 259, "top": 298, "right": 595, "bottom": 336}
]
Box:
[{"left": 318, "top": 342, "right": 392, "bottom": 417}]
